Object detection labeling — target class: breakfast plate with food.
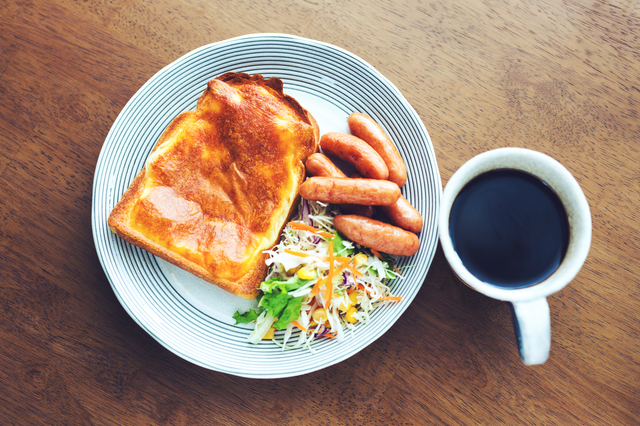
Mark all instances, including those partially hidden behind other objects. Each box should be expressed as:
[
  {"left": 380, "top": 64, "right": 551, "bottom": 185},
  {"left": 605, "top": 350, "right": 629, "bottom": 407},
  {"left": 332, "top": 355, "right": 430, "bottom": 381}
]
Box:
[{"left": 92, "top": 33, "right": 441, "bottom": 378}]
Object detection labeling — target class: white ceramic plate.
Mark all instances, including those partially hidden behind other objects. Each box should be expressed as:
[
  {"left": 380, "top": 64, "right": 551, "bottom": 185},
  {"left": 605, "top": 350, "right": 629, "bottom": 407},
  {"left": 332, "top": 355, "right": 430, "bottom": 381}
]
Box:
[{"left": 92, "top": 34, "right": 441, "bottom": 378}]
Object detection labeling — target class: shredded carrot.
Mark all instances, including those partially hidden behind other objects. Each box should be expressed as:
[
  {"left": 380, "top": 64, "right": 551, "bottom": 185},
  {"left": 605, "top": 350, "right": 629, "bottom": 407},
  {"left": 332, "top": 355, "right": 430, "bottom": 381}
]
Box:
[
  {"left": 284, "top": 249, "right": 315, "bottom": 258},
  {"left": 324, "top": 240, "right": 335, "bottom": 307},
  {"left": 284, "top": 249, "right": 349, "bottom": 263},
  {"left": 288, "top": 222, "right": 334, "bottom": 239},
  {"left": 310, "top": 277, "right": 325, "bottom": 299},
  {"left": 288, "top": 222, "right": 318, "bottom": 232},
  {"left": 291, "top": 320, "right": 307, "bottom": 332},
  {"left": 311, "top": 265, "right": 348, "bottom": 303},
  {"left": 371, "top": 248, "right": 384, "bottom": 260},
  {"left": 379, "top": 296, "right": 402, "bottom": 301},
  {"left": 323, "top": 332, "right": 336, "bottom": 339}
]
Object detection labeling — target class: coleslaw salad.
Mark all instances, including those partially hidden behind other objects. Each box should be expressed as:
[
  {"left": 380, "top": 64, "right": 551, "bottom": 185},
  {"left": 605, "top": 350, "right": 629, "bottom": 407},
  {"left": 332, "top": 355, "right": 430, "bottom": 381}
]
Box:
[{"left": 233, "top": 199, "right": 403, "bottom": 351}]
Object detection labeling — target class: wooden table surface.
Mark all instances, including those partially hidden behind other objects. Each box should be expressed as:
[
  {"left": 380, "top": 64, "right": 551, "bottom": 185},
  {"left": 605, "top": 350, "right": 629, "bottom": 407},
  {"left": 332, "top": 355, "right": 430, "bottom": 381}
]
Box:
[{"left": 2, "top": 0, "right": 638, "bottom": 424}]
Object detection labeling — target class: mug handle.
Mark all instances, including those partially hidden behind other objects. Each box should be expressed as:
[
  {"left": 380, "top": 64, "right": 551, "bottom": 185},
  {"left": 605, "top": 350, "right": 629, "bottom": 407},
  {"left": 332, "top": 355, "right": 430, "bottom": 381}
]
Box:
[{"left": 510, "top": 299, "right": 551, "bottom": 365}]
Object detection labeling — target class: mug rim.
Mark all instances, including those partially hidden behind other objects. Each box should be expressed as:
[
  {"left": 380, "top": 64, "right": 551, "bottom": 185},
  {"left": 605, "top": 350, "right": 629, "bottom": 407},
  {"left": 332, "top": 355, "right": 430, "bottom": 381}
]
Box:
[{"left": 438, "top": 147, "right": 592, "bottom": 302}]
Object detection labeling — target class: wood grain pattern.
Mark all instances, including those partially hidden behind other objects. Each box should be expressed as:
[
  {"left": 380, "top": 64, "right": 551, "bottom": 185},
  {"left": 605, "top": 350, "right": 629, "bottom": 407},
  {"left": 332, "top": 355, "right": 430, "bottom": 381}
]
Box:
[{"left": 1, "top": 0, "right": 638, "bottom": 424}]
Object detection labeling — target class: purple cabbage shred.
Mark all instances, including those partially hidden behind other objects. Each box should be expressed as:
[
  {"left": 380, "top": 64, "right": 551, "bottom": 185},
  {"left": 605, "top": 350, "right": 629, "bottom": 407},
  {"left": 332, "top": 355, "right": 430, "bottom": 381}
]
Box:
[
  {"left": 301, "top": 199, "right": 311, "bottom": 225},
  {"left": 314, "top": 324, "right": 328, "bottom": 338}
]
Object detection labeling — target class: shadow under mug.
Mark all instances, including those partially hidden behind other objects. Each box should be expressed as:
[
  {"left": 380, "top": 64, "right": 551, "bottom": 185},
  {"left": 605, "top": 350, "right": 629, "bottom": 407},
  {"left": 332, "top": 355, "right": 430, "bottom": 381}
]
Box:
[{"left": 438, "top": 148, "right": 592, "bottom": 365}]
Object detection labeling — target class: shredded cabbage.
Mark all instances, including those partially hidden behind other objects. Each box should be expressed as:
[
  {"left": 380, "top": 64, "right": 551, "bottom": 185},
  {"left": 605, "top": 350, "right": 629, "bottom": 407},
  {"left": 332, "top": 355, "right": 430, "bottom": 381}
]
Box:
[{"left": 234, "top": 199, "right": 403, "bottom": 350}]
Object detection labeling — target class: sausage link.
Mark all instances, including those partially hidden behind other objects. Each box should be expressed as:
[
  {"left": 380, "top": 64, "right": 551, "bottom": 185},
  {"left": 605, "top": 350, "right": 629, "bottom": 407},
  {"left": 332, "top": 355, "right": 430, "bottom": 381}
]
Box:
[
  {"left": 347, "top": 113, "right": 407, "bottom": 187},
  {"left": 320, "top": 132, "right": 389, "bottom": 180},
  {"left": 334, "top": 215, "right": 420, "bottom": 257},
  {"left": 299, "top": 177, "right": 400, "bottom": 206},
  {"left": 305, "top": 153, "right": 347, "bottom": 178},
  {"left": 378, "top": 196, "right": 423, "bottom": 233},
  {"left": 305, "top": 154, "right": 373, "bottom": 217}
]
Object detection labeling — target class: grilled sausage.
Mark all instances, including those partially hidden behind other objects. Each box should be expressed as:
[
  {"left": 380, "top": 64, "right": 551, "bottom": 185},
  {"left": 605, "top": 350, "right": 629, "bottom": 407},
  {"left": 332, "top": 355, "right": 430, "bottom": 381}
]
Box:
[
  {"left": 305, "top": 154, "right": 374, "bottom": 217},
  {"left": 334, "top": 215, "right": 420, "bottom": 256},
  {"left": 378, "top": 196, "right": 423, "bottom": 233},
  {"left": 306, "top": 153, "right": 347, "bottom": 178},
  {"left": 348, "top": 113, "right": 407, "bottom": 187},
  {"left": 299, "top": 177, "right": 400, "bottom": 206},
  {"left": 320, "top": 132, "right": 389, "bottom": 180}
]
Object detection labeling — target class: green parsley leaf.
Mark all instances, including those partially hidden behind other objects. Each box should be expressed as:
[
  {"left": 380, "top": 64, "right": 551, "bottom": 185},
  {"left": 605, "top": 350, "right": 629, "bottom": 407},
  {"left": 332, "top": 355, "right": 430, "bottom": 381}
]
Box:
[
  {"left": 274, "top": 296, "right": 304, "bottom": 329},
  {"left": 260, "top": 276, "right": 310, "bottom": 293},
  {"left": 333, "top": 232, "right": 353, "bottom": 256},
  {"left": 260, "top": 288, "right": 291, "bottom": 321},
  {"left": 232, "top": 309, "right": 259, "bottom": 325}
]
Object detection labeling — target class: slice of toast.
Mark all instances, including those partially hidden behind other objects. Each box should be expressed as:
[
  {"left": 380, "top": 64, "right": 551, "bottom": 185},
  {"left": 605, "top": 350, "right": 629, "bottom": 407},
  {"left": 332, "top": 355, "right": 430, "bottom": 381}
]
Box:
[{"left": 108, "top": 73, "right": 319, "bottom": 299}]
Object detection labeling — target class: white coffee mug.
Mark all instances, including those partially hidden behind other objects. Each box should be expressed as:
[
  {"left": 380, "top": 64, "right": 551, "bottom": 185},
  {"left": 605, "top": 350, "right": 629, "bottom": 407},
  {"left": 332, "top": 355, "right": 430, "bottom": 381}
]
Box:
[{"left": 438, "top": 148, "right": 591, "bottom": 365}]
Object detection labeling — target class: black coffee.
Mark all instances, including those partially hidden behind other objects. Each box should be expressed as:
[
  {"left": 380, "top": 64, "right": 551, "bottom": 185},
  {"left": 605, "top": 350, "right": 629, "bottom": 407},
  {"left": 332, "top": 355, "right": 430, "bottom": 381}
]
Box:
[{"left": 449, "top": 169, "right": 569, "bottom": 288}]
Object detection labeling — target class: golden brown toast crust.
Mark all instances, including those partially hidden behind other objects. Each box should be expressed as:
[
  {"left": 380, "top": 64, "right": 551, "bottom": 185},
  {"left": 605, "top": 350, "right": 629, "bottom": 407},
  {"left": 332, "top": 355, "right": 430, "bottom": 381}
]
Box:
[{"left": 108, "top": 73, "right": 319, "bottom": 299}]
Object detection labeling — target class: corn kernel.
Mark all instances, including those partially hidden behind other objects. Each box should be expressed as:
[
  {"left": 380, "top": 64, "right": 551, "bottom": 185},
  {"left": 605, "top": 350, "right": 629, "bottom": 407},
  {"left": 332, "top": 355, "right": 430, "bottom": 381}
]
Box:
[
  {"left": 338, "top": 298, "right": 351, "bottom": 312},
  {"left": 349, "top": 291, "right": 359, "bottom": 305},
  {"left": 297, "top": 265, "right": 315, "bottom": 280},
  {"left": 339, "top": 291, "right": 359, "bottom": 311},
  {"left": 353, "top": 253, "right": 368, "bottom": 266},
  {"left": 345, "top": 307, "right": 358, "bottom": 324},
  {"left": 312, "top": 308, "right": 328, "bottom": 323},
  {"left": 263, "top": 326, "right": 276, "bottom": 339}
]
